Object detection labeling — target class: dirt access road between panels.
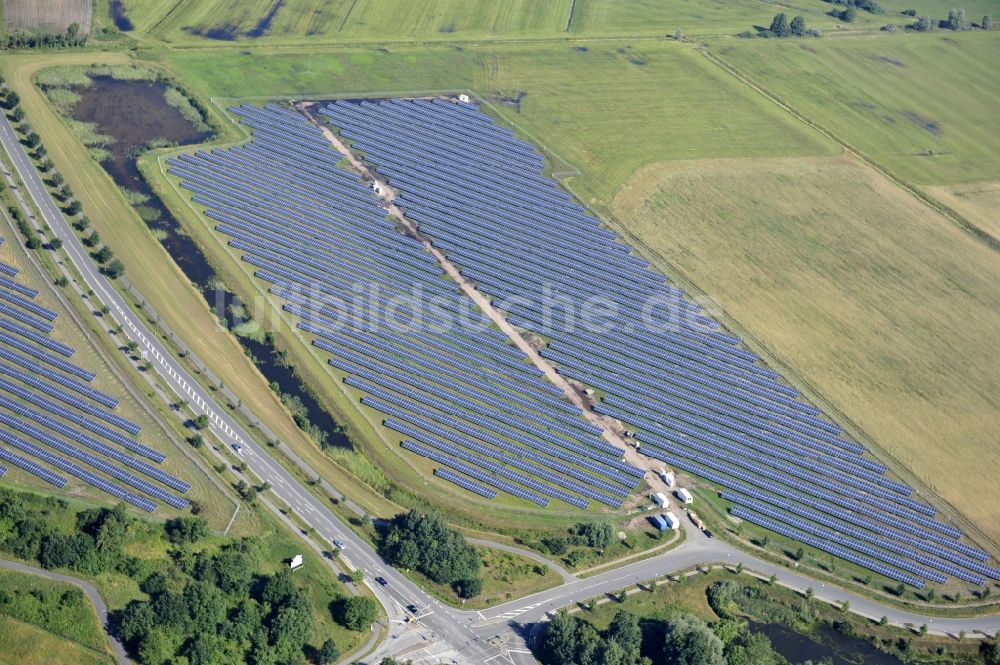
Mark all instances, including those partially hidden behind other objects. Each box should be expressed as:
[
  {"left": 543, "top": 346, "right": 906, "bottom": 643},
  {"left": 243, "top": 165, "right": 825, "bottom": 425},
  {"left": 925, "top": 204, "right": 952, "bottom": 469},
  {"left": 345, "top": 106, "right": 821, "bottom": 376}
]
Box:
[{"left": 299, "top": 102, "right": 662, "bottom": 482}]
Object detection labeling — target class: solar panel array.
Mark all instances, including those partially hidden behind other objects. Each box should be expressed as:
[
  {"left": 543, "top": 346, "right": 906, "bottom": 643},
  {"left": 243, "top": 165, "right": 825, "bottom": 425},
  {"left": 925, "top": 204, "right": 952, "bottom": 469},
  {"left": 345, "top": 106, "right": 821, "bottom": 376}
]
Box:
[
  {"left": 317, "top": 97, "right": 997, "bottom": 588},
  {"left": 0, "top": 250, "right": 188, "bottom": 512},
  {"left": 168, "top": 103, "right": 644, "bottom": 511}
]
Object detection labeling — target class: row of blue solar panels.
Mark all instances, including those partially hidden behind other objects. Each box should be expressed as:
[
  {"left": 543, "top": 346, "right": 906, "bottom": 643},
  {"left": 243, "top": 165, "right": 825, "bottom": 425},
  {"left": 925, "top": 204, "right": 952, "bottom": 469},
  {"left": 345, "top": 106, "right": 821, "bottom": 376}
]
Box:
[
  {"left": 389, "top": 419, "right": 588, "bottom": 509},
  {"left": 368, "top": 395, "right": 621, "bottom": 507},
  {"left": 315, "top": 97, "right": 993, "bottom": 586},
  {"left": 722, "top": 493, "right": 993, "bottom": 585},
  {"left": 167, "top": 104, "right": 638, "bottom": 509},
  {"left": 731, "top": 506, "right": 925, "bottom": 588},
  {"left": 402, "top": 440, "right": 548, "bottom": 506},
  {"left": 0, "top": 445, "right": 66, "bottom": 487},
  {"left": 616, "top": 415, "right": 980, "bottom": 559},
  {"left": 434, "top": 467, "right": 496, "bottom": 499},
  {"left": 0, "top": 250, "right": 186, "bottom": 512}
]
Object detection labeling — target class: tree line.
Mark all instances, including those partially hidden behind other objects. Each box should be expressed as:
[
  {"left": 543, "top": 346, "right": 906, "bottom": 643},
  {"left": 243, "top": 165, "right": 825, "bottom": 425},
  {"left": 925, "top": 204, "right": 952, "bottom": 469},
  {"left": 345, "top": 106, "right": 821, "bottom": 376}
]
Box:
[
  {"left": 906, "top": 8, "right": 991, "bottom": 31},
  {"left": 1, "top": 23, "right": 87, "bottom": 50},
  {"left": 739, "top": 13, "right": 819, "bottom": 38},
  {"left": 0, "top": 75, "right": 126, "bottom": 279},
  {"left": 739, "top": 6, "right": 992, "bottom": 36}
]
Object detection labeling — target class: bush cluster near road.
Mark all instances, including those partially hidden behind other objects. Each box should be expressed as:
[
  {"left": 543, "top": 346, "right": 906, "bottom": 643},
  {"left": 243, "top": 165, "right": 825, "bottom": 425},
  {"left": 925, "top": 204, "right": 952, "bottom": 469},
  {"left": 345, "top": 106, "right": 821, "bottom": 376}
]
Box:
[
  {"left": 379, "top": 509, "right": 483, "bottom": 598},
  {"left": 0, "top": 487, "right": 361, "bottom": 664},
  {"left": 537, "top": 605, "right": 788, "bottom": 665}
]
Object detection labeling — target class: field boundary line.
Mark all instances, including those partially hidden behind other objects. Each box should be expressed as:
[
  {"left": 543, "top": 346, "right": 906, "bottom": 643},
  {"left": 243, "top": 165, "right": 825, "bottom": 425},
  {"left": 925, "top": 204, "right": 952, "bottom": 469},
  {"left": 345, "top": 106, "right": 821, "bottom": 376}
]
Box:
[
  {"left": 137, "top": 26, "right": 889, "bottom": 52},
  {"left": 564, "top": 0, "right": 578, "bottom": 32},
  {"left": 337, "top": 0, "right": 358, "bottom": 32},
  {"left": 699, "top": 46, "right": 1000, "bottom": 255}
]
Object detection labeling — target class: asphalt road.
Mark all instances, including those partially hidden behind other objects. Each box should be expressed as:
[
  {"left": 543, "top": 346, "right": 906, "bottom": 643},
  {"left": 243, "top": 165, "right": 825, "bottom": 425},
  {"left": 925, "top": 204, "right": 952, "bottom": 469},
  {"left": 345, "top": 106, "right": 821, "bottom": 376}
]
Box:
[
  {"left": 0, "top": 559, "right": 130, "bottom": 665},
  {"left": 2, "top": 112, "right": 998, "bottom": 665}
]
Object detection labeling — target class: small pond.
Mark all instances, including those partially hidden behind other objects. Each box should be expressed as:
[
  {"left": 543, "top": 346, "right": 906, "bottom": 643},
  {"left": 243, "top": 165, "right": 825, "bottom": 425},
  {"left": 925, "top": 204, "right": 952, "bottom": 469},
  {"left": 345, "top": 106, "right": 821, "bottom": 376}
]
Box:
[{"left": 71, "top": 76, "right": 348, "bottom": 447}]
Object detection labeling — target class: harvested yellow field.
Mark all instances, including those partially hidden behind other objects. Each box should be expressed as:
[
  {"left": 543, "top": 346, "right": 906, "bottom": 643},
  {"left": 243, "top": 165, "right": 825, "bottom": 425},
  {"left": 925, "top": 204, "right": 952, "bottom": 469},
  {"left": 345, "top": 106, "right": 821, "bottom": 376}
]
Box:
[{"left": 611, "top": 154, "right": 1000, "bottom": 548}]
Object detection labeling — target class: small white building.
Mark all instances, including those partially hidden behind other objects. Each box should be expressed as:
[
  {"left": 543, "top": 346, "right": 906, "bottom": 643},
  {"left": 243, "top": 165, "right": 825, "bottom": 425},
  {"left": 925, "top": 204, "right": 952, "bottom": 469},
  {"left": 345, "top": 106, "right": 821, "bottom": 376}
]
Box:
[
  {"left": 662, "top": 512, "right": 680, "bottom": 530},
  {"left": 458, "top": 94, "right": 471, "bottom": 103},
  {"left": 651, "top": 492, "right": 668, "bottom": 508},
  {"left": 676, "top": 488, "right": 694, "bottom": 504},
  {"left": 290, "top": 554, "right": 304, "bottom": 570},
  {"left": 660, "top": 471, "right": 675, "bottom": 488}
]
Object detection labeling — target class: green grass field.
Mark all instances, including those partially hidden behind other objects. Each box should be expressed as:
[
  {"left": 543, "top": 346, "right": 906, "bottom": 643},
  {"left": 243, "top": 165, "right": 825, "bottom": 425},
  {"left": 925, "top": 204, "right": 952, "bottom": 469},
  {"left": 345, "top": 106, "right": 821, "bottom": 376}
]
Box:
[
  {"left": 0, "top": 615, "right": 113, "bottom": 665},
  {"left": 610, "top": 154, "right": 1000, "bottom": 548},
  {"left": 169, "top": 40, "right": 836, "bottom": 204},
  {"left": 714, "top": 31, "right": 1000, "bottom": 185}
]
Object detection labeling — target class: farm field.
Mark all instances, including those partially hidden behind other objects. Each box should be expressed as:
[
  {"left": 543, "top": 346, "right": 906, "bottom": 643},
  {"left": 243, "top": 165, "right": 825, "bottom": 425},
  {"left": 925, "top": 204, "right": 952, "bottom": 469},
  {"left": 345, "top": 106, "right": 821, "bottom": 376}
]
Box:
[
  {"left": 567, "top": 0, "right": 887, "bottom": 36},
  {"left": 169, "top": 40, "right": 836, "bottom": 202},
  {"left": 609, "top": 153, "right": 1000, "bottom": 548},
  {"left": 99, "top": 0, "right": 880, "bottom": 45},
  {"left": 1, "top": 0, "right": 93, "bottom": 36},
  {"left": 110, "top": 0, "right": 569, "bottom": 43},
  {"left": 926, "top": 181, "right": 1000, "bottom": 239},
  {"left": 713, "top": 32, "right": 1000, "bottom": 186}
]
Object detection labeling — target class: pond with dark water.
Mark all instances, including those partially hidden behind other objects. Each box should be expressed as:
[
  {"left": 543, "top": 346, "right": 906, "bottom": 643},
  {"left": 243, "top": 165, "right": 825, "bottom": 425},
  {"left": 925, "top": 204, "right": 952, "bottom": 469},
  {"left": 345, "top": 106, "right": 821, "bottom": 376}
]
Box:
[
  {"left": 71, "top": 76, "right": 348, "bottom": 447},
  {"left": 750, "top": 621, "right": 906, "bottom": 665}
]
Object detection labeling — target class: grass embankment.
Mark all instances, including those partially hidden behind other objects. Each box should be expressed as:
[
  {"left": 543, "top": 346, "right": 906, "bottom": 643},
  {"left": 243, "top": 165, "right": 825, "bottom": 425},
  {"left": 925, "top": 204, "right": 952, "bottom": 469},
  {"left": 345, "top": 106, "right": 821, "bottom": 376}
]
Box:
[
  {"left": 0, "top": 568, "right": 113, "bottom": 658},
  {"left": 713, "top": 32, "right": 1000, "bottom": 186},
  {"left": 610, "top": 155, "right": 1000, "bottom": 551},
  {"left": 0, "top": 616, "right": 113, "bottom": 665}
]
